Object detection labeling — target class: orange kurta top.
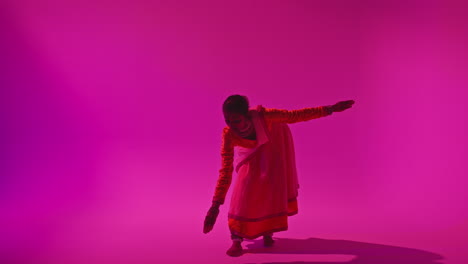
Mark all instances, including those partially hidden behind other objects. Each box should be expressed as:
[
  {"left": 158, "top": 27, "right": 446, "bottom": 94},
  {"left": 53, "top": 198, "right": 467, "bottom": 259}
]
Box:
[{"left": 212, "top": 105, "right": 331, "bottom": 205}]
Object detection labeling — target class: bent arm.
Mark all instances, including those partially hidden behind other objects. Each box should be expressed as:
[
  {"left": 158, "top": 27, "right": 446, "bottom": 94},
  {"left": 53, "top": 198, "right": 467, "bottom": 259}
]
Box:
[
  {"left": 263, "top": 105, "right": 333, "bottom": 123},
  {"left": 212, "top": 128, "right": 234, "bottom": 206}
]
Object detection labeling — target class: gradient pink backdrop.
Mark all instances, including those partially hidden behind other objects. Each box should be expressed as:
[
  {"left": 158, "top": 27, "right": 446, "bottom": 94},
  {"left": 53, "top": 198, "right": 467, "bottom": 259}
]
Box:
[{"left": 1, "top": 1, "right": 467, "bottom": 263}]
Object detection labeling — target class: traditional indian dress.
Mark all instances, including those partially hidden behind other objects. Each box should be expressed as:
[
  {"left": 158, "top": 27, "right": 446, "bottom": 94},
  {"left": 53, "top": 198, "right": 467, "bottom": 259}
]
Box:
[{"left": 212, "top": 105, "right": 332, "bottom": 239}]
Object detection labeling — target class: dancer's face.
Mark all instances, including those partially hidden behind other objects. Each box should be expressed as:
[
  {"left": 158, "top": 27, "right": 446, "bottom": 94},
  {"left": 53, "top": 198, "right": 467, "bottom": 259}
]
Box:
[{"left": 224, "top": 111, "right": 249, "bottom": 135}]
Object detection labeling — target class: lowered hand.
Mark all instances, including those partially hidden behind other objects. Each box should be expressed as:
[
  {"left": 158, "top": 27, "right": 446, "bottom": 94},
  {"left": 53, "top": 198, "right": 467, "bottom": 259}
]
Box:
[{"left": 203, "top": 205, "right": 220, "bottom": 234}]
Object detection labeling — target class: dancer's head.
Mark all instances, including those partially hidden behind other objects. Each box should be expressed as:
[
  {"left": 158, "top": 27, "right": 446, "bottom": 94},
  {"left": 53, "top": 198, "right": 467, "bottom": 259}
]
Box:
[{"left": 223, "top": 95, "right": 250, "bottom": 133}]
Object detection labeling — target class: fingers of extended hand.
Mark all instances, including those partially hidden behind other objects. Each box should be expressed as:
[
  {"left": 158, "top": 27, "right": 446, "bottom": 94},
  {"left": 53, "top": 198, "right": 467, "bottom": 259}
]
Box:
[
  {"left": 203, "top": 224, "right": 213, "bottom": 233},
  {"left": 203, "top": 219, "right": 213, "bottom": 233},
  {"left": 339, "top": 100, "right": 354, "bottom": 110},
  {"left": 204, "top": 218, "right": 215, "bottom": 227},
  {"left": 332, "top": 101, "right": 353, "bottom": 112},
  {"left": 203, "top": 214, "right": 217, "bottom": 233},
  {"left": 205, "top": 214, "right": 216, "bottom": 224},
  {"left": 203, "top": 208, "right": 219, "bottom": 234},
  {"left": 339, "top": 100, "right": 354, "bottom": 105}
]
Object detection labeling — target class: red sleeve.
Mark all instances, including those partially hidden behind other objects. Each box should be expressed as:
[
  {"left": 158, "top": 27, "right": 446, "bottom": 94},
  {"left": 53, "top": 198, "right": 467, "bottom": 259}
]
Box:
[
  {"left": 212, "top": 127, "right": 234, "bottom": 205},
  {"left": 262, "top": 105, "right": 331, "bottom": 123}
]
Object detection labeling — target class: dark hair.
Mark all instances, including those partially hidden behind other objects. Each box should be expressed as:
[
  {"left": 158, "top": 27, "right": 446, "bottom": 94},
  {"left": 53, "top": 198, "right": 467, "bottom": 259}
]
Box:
[{"left": 223, "top": 95, "right": 249, "bottom": 116}]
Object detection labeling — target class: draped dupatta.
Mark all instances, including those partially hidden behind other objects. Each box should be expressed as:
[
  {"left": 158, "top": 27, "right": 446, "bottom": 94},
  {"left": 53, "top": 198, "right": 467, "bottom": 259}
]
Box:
[{"left": 228, "top": 106, "right": 299, "bottom": 239}]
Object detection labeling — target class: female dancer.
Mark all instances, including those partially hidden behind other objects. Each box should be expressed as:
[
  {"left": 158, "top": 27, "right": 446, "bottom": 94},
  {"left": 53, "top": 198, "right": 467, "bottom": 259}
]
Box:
[{"left": 203, "top": 95, "right": 354, "bottom": 257}]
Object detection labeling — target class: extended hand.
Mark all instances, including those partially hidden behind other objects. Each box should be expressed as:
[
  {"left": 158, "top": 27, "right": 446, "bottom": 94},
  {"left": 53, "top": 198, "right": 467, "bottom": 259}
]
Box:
[
  {"left": 203, "top": 206, "right": 220, "bottom": 234},
  {"left": 332, "top": 100, "right": 355, "bottom": 112}
]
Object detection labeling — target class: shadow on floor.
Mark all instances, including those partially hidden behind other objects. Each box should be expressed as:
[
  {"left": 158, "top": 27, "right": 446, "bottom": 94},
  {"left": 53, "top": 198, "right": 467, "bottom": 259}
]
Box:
[{"left": 242, "top": 237, "right": 444, "bottom": 264}]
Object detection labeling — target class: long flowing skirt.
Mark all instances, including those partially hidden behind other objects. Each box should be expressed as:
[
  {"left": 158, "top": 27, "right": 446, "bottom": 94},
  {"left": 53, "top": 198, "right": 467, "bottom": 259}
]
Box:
[{"left": 228, "top": 122, "right": 299, "bottom": 239}]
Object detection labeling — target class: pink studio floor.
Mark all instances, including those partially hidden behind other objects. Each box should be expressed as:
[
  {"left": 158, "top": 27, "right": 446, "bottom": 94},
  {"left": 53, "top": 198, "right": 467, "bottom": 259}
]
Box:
[{"left": 2, "top": 191, "right": 467, "bottom": 264}]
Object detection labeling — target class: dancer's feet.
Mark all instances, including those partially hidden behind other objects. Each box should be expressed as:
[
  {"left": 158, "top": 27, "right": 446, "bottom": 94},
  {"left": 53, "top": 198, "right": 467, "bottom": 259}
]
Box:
[
  {"left": 263, "top": 235, "right": 275, "bottom": 247},
  {"left": 226, "top": 241, "right": 243, "bottom": 257}
]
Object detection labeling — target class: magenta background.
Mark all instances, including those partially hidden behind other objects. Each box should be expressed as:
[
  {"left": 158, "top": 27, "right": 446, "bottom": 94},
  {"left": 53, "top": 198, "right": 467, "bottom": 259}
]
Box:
[{"left": 1, "top": 1, "right": 467, "bottom": 263}]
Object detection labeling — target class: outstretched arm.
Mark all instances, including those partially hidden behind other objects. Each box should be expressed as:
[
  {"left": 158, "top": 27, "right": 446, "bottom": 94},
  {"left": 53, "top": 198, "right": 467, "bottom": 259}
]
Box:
[
  {"left": 204, "top": 127, "right": 234, "bottom": 234},
  {"left": 263, "top": 100, "right": 354, "bottom": 123},
  {"left": 212, "top": 127, "right": 234, "bottom": 205}
]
